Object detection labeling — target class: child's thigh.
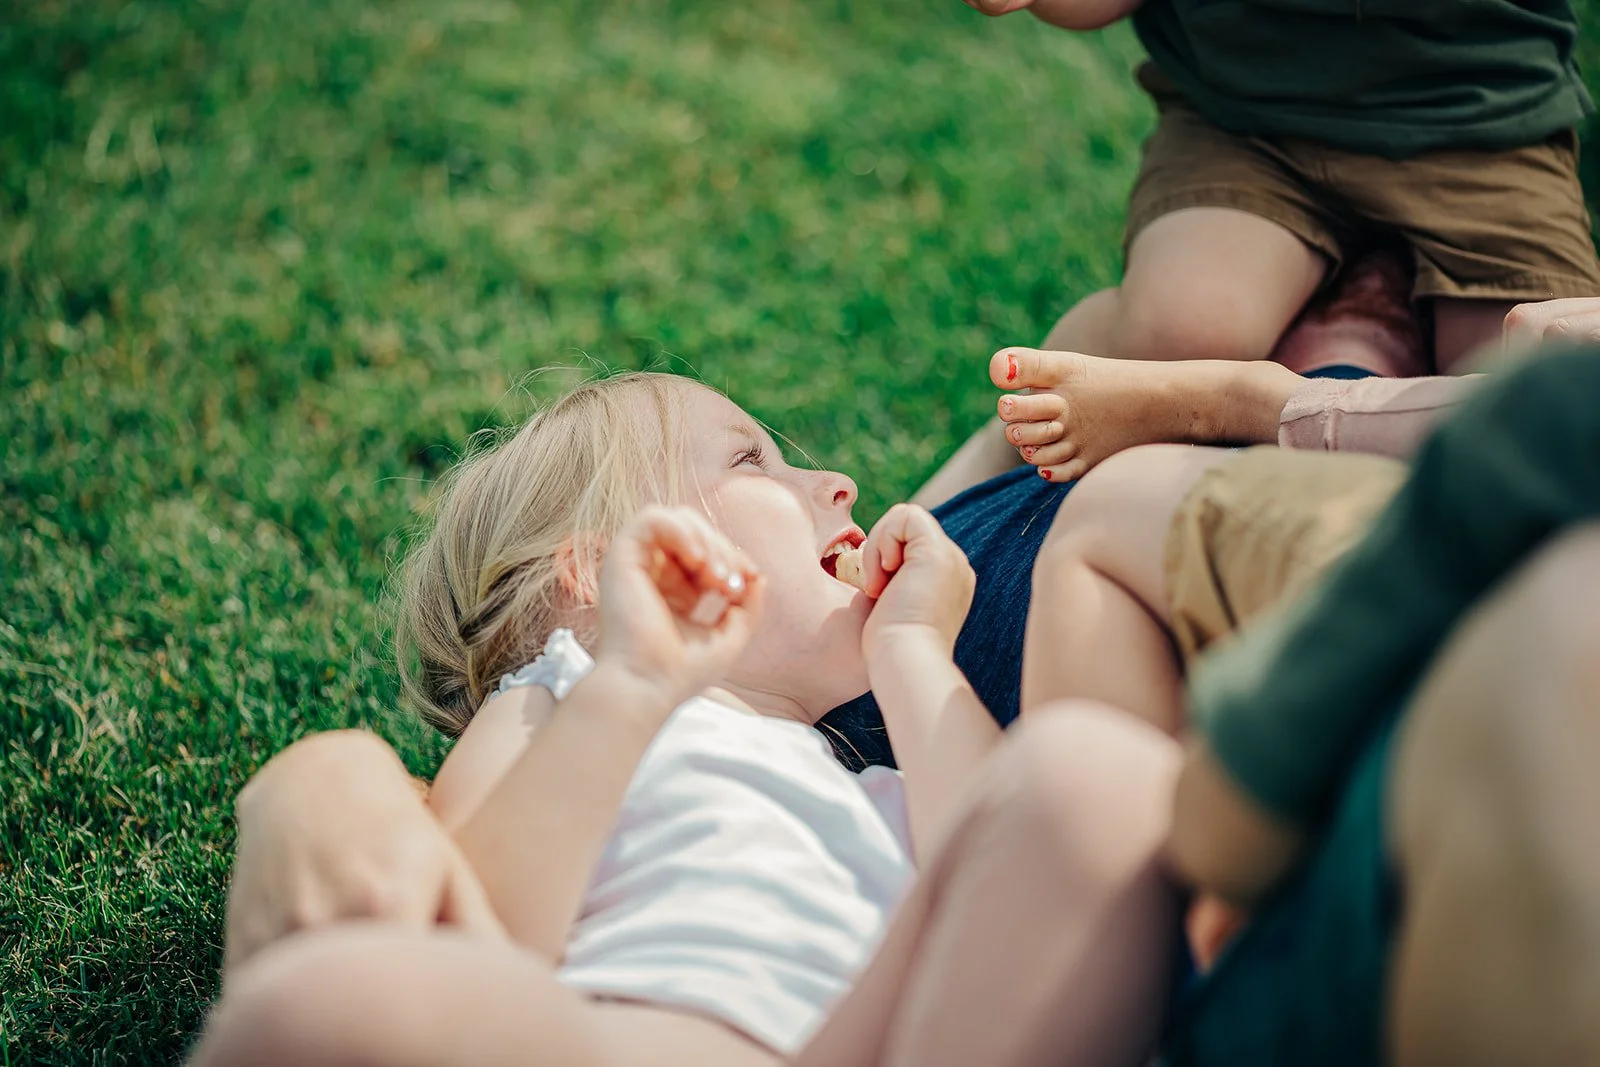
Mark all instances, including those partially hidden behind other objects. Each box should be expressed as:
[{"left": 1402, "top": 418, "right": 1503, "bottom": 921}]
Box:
[
  {"left": 1119, "top": 208, "right": 1328, "bottom": 360},
  {"left": 195, "top": 927, "right": 778, "bottom": 1067},
  {"left": 1040, "top": 444, "right": 1236, "bottom": 618}
]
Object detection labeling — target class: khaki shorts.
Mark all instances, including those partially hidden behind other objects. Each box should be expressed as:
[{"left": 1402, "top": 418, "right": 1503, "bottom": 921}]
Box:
[
  {"left": 1164, "top": 447, "right": 1408, "bottom": 664},
  {"left": 1127, "top": 65, "right": 1600, "bottom": 303}
]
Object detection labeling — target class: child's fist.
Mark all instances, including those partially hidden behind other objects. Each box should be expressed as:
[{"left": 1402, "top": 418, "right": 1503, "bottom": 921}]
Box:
[
  {"left": 860, "top": 504, "right": 976, "bottom": 660},
  {"left": 596, "top": 507, "right": 763, "bottom": 708}
]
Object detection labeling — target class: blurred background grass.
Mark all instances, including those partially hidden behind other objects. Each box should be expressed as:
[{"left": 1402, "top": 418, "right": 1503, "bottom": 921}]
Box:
[{"left": 2, "top": 1, "right": 1598, "bottom": 1061}]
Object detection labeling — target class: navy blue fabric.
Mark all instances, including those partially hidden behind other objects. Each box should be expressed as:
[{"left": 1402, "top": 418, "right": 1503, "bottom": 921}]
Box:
[
  {"left": 818, "top": 466, "right": 1073, "bottom": 769},
  {"left": 818, "top": 363, "right": 1377, "bottom": 770},
  {"left": 1299, "top": 363, "right": 1380, "bottom": 381}
]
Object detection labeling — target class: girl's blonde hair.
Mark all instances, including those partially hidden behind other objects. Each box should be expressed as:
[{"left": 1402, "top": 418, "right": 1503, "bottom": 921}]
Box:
[{"left": 395, "top": 372, "right": 690, "bottom": 736}]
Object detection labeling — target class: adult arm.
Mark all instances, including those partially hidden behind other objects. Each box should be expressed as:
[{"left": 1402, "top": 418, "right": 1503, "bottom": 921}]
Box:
[
  {"left": 1276, "top": 375, "right": 1482, "bottom": 458},
  {"left": 1275, "top": 297, "right": 1600, "bottom": 457}
]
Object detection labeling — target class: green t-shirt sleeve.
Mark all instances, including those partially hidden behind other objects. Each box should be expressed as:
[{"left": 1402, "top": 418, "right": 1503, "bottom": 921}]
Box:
[{"left": 1189, "top": 347, "right": 1600, "bottom": 825}]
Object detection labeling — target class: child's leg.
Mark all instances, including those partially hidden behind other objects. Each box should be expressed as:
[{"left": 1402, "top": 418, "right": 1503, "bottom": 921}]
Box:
[
  {"left": 1115, "top": 207, "right": 1327, "bottom": 363},
  {"left": 1388, "top": 524, "right": 1600, "bottom": 1066},
  {"left": 991, "top": 347, "right": 1299, "bottom": 483},
  {"left": 191, "top": 929, "right": 778, "bottom": 1067},
  {"left": 908, "top": 290, "right": 1121, "bottom": 509},
  {"left": 995, "top": 247, "right": 1428, "bottom": 481},
  {"left": 944, "top": 204, "right": 1324, "bottom": 493},
  {"left": 1021, "top": 444, "right": 1407, "bottom": 733},
  {"left": 1432, "top": 296, "right": 1520, "bottom": 374},
  {"left": 799, "top": 703, "right": 1182, "bottom": 1067},
  {"left": 1019, "top": 444, "right": 1234, "bottom": 733}
]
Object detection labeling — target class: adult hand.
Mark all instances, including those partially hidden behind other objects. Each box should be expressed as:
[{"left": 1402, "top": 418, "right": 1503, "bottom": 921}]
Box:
[
  {"left": 594, "top": 506, "right": 763, "bottom": 710},
  {"left": 224, "top": 730, "right": 503, "bottom": 976},
  {"left": 860, "top": 503, "right": 976, "bottom": 660},
  {"left": 1503, "top": 296, "right": 1600, "bottom": 352}
]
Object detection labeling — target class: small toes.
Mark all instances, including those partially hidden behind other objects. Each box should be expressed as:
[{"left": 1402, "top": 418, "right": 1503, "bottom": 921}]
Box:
[
  {"left": 990, "top": 347, "right": 1078, "bottom": 391},
  {"left": 997, "top": 392, "right": 1066, "bottom": 423},
  {"left": 1029, "top": 440, "right": 1077, "bottom": 468},
  {"left": 1037, "top": 458, "right": 1087, "bottom": 483},
  {"left": 1006, "top": 419, "right": 1065, "bottom": 447}
]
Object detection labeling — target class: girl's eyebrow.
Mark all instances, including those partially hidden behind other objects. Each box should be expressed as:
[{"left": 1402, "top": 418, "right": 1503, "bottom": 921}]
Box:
[{"left": 721, "top": 424, "right": 763, "bottom": 447}]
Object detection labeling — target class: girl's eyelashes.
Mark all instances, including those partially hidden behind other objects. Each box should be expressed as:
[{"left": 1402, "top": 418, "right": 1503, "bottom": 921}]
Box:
[{"left": 733, "top": 442, "right": 768, "bottom": 470}]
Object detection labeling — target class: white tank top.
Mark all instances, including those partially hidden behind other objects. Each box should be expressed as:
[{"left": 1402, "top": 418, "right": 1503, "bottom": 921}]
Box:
[{"left": 497, "top": 631, "right": 913, "bottom": 1054}]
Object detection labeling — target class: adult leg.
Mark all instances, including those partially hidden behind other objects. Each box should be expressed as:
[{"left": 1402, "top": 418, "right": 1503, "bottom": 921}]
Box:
[
  {"left": 800, "top": 703, "right": 1182, "bottom": 1067},
  {"left": 1389, "top": 524, "right": 1600, "bottom": 1066},
  {"left": 190, "top": 929, "right": 777, "bottom": 1067}
]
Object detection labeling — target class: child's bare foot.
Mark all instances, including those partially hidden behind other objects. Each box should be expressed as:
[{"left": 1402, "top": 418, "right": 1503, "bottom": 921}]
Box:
[{"left": 989, "top": 349, "right": 1299, "bottom": 481}]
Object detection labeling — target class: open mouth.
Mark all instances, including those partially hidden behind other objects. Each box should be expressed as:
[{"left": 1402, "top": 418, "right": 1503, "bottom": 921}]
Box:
[{"left": 820, "top": 531, "right": 866, "bottom": 586}]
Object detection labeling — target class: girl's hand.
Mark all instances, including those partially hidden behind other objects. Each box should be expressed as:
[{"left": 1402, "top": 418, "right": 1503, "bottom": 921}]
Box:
[
  {"left": 860, "top": 503, "right": 976, "bottom": 660},
  {"left": 595, "top": 507, "right": 763, "bottom": 709},
  {"left": 224, "top": 731, "right": 503, "bottom": 977}
]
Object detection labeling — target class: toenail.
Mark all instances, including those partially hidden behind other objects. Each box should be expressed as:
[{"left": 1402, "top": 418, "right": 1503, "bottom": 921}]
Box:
[
  {"left": 1040, "top": 469, "right": 1052, "bottom": 481},
  {"left": 1000, "top": 398, "right": 1014, "bottom": 416},
  {"left": 1022, "top": 446, "right": 1035, "bottom": 460},
  {"left": 1011, "top": 427, "right": 1023, "bottom": 442},
  {"left": 1006, "top": 353, "right": 1017, "bottom": 382}
]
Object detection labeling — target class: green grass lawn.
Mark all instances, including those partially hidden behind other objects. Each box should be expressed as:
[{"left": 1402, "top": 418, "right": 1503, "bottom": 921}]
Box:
[{"left": 3, "top": 1, "right": 1599, "bottom": 1062}]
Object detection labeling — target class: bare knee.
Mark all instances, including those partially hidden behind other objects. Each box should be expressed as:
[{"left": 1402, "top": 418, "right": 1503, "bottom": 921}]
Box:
[
  {"left": 1114, "top": 285, "right": 1292, "bottom": 363},
  {"left": 193, "top": 931, "right": 427, "bottom": 1067}
]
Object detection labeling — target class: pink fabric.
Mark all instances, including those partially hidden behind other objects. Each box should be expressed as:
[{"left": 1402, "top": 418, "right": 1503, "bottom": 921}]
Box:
[{"left": 1277, "top": 375, "right": 1484, "bottom": 459}]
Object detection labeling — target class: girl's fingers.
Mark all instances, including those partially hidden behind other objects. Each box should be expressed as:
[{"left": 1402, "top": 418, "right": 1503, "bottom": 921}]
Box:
[
  {"left": 862, "top": 504, "right": 942, "bottom": 598},
  {"left": 629, "top": 508, "right": 759, "bottom": 621},
  {"left": 861, "top": 507, "right": 906, "bottom": 598}
]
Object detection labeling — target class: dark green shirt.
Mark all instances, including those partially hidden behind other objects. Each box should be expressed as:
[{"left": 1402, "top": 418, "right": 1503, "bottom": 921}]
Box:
[{"left": 1132, "top": 0, "right": 1592, "bottom": 159}]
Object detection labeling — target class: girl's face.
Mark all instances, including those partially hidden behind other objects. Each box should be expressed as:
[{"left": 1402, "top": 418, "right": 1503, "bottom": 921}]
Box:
[{"left": 676, "top": 385, "right": 871, "bottom": 719}]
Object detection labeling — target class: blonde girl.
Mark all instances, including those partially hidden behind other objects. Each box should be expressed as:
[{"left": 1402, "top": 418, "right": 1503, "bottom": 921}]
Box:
[{"left": 194, "top": 372, "right": 1182, "bottom": 1067}]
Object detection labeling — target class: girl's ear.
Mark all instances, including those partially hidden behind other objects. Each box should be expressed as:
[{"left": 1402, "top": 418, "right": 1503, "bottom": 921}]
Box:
[{"left": 555, "top": 536, "right": 605, "bottom": 605}]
